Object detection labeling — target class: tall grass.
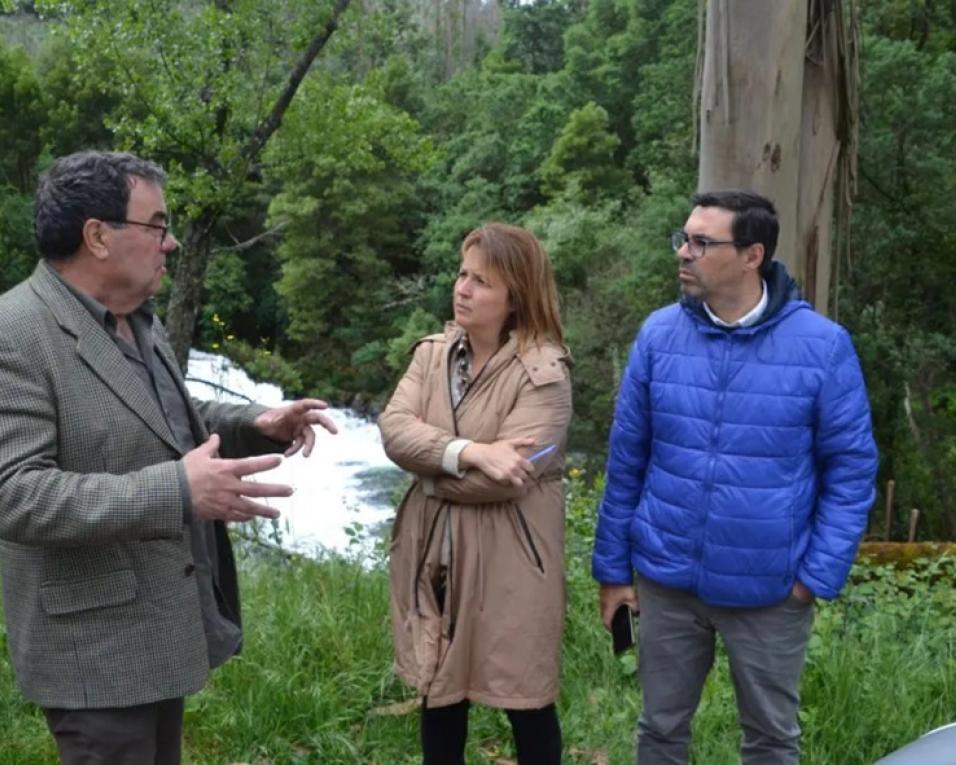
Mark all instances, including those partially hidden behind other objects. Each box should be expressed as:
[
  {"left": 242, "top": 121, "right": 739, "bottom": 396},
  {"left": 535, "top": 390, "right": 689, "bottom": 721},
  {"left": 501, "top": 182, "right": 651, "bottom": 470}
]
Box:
[{"left": 1, "top": 477, "right": 954, "bottom": 763}]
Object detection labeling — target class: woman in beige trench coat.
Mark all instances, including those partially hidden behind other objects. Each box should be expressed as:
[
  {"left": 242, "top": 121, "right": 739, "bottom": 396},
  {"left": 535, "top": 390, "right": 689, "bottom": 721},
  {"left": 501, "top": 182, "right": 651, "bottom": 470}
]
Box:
[{"left": 379, "top": 223, "right": 572, "bottom": 764}]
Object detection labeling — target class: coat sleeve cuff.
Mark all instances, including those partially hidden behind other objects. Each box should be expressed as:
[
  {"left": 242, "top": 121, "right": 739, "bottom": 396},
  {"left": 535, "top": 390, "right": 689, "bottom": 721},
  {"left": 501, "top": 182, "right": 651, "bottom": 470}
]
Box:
[{"left": 441, "top": 439, "right": 472, "bottom": 477}]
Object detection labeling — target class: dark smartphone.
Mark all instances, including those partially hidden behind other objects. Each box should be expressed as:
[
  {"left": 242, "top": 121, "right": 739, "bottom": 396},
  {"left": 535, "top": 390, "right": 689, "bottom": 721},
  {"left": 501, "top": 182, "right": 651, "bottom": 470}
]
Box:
[{"left": 611, "top": 604, "right": 635, "bottom": 654}]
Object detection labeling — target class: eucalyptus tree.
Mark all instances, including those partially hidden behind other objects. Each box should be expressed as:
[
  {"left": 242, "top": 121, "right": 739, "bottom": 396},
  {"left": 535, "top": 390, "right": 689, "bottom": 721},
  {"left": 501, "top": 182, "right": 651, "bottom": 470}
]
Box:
[
  {"left": 36, "top": 0, "right": 353, "bottom": 367},
  {"left": 697, "top": 0, "right": 860, "bottom": 313}
]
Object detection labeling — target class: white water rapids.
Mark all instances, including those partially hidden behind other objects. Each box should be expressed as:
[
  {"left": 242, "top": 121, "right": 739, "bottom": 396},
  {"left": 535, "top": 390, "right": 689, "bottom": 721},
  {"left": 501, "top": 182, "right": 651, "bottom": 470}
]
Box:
[{"left": 185, "top": 350, "right": 403, "bottom": 556}]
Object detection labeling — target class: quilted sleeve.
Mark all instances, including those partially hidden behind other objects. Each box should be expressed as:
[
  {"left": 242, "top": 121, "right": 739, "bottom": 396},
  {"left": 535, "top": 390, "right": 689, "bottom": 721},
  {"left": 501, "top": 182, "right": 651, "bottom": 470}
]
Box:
[
  {"left": 797, "top": 328, "right": 878, "bottom": 599},
  {"left": 591, "top": 330, "right": 653, "bottom": 585}
]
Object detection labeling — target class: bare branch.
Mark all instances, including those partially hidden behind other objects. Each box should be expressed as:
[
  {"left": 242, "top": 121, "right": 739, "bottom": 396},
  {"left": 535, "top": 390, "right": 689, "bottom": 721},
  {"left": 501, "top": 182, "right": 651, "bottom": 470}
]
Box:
[
  {"left": 184, "top": 376, "right": 253, "bottom": 402},
  {"left": 238, "top": 0, "right": 353, "bottom": 168},
  {"left": 214, "top": 221, "right": 289, "bottom": 254}
]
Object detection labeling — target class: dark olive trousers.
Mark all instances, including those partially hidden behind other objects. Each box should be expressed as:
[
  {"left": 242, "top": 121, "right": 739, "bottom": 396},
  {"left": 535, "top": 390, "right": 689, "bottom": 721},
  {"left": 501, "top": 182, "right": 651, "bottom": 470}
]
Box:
[{"left": 43, "top": 697, "right": 184, "bottom": 765}]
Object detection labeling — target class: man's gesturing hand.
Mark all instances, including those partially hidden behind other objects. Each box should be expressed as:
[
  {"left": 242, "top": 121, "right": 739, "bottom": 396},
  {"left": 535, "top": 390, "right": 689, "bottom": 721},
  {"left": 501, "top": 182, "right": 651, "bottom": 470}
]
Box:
[
  {"left": 183, "top": 434, "right": 292, "bottom": 523},
  {"left": 254, "top": 398, "right": 338, "bottom": 457}
]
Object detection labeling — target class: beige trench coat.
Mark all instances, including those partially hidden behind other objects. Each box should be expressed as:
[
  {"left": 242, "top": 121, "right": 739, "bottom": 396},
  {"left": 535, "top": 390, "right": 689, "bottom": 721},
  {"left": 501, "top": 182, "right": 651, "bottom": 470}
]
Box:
[{"left": 379, "top": 324, "right": 572, "bottom": 709}]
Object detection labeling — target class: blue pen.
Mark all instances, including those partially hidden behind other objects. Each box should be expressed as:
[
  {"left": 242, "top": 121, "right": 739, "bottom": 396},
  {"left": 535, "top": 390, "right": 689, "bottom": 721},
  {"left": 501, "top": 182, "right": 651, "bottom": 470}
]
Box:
[{"left": 528, "top": 444, "right": 557, "bottom": 462}]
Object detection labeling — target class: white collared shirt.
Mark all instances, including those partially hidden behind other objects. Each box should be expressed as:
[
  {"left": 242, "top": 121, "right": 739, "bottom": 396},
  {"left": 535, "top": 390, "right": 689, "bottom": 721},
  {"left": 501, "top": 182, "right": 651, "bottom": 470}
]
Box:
[{"left": 704, "top": 280, "right": 769, "bottom": 328}]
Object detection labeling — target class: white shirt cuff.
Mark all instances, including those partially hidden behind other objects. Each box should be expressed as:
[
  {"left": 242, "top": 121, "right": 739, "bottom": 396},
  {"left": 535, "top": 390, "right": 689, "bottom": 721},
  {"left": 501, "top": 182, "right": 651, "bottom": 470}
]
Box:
[{"left": 441, "top": 439, "right": 472, "bottom": 478}]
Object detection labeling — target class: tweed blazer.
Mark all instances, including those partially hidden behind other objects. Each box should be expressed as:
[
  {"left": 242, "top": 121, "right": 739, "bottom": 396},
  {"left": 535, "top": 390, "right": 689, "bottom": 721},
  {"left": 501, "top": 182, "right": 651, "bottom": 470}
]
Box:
[{"left": 0, "top": 263, "right": 276, "bottom": 709}]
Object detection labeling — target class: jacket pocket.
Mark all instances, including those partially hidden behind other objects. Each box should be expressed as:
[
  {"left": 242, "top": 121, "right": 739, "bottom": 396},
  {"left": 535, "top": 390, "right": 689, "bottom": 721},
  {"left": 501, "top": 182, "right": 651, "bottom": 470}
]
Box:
[
  {"left": 40, "top": 569, "right": 137, "bottom": 616},
  {"left": 513, "top": 504, "right": 545, "bottom": 574}
]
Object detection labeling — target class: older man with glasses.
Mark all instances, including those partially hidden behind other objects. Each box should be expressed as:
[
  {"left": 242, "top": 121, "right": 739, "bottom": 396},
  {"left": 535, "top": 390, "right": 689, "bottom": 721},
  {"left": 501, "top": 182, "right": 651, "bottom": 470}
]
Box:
[
  {"left": 0, "top": 150, "right": 338, "bottom": 764},
  {"left": 593, "top": 190, "right": 878, "bottom": 764}
]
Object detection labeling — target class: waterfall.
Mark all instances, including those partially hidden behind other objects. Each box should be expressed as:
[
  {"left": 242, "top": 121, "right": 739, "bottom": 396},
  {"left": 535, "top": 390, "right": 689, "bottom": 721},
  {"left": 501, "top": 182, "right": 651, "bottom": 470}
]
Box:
[{"left": 186, "top": 350, "right": 403, "bottom": 556}]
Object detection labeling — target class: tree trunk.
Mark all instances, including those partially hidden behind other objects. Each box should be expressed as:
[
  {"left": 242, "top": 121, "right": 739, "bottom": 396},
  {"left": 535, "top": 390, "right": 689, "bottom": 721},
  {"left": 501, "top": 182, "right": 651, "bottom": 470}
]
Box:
[
  {"left": 165, "top": 214, "right": 219, "bottom": 369},
  {"left": 698, "top": 0, "right": 858, "bottom": 314}
]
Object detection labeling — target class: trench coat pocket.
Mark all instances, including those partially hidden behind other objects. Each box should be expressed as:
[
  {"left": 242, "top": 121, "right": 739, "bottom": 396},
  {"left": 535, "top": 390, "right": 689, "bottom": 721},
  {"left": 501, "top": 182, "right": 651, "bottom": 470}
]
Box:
[
  {"left": 40, "top": 570, "right": 138, "bottom": 615},
  {"left": 511, "top": 505, "right": 545, "bottom": 574}
]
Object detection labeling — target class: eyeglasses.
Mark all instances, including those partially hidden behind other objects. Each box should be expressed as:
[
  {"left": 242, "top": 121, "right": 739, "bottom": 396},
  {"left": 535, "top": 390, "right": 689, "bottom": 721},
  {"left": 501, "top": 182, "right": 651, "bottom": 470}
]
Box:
[
  {"left": 104, "top": 218, "right": 172, "bottom": 245},
  {"left": 671, "top": 230, "right": 746, "bottom": 260}
]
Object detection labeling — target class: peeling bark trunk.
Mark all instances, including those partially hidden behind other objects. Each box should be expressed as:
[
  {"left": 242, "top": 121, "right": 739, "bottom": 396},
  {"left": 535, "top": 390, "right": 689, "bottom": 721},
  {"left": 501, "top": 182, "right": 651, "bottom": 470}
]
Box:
[
  {"left": 697, "top": 0, "right": 858, "bottom": 314},
  {"left": 699, "top": 0, "right": 807, "bottom": 280}
]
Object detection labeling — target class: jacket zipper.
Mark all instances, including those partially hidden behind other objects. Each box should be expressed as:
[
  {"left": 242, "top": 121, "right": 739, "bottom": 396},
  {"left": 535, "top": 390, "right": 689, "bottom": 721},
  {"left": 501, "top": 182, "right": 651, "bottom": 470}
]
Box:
[{"left": 696, "top": 334, "right": 731, "bottom": 593}]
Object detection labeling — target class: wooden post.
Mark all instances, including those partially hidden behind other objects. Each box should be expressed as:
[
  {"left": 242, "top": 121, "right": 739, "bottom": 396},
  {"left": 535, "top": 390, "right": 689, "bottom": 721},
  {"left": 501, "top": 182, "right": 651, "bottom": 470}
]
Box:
[
  {"left": 908, "top": 508, "right": 920, "bottom": 543},
  {"left": 883, "top": 479, "right": 895, "bottom": 541}
]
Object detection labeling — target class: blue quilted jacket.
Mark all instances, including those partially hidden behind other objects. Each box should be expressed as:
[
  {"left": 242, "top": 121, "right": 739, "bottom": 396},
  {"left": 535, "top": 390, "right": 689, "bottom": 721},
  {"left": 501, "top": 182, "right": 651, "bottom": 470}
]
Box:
[{"left": 592, "top": 263, "right": 878, "bottom": 607}]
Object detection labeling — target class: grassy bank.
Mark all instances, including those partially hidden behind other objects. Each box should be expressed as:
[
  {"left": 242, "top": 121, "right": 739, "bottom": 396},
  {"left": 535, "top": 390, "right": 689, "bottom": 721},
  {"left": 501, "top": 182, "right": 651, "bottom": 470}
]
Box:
[{"left": 2, "top": 479, "right": 955, "bottom": 763}]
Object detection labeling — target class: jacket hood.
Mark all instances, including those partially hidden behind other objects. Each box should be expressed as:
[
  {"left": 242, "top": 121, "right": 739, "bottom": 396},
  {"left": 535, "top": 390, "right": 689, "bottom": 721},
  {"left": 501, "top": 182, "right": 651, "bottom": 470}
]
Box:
[{"left": 680, "top": 260, "right": 804, "bottom": 331}]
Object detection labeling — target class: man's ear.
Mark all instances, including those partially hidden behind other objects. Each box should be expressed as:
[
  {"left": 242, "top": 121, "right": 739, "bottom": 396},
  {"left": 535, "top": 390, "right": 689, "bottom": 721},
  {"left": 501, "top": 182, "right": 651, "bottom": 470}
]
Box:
[
  {"left": 743, "top": 242, "right": 765, "bottom": 273},
  {"left": 81, "top": 219, "right": 111, "bottom": 261}
]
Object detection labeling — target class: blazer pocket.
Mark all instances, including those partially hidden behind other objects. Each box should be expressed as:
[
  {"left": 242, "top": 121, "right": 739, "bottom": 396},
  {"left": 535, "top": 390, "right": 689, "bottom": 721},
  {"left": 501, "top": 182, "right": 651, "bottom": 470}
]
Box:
[{"left": 40, "top": 569, "right": 137, "bottom": 616}]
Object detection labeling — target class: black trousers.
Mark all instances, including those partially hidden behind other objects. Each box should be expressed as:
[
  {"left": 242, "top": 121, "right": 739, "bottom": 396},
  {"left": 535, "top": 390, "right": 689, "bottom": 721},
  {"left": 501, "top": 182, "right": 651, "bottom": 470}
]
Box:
[
  {"left": 421, "top": 698, "right": 561, "bottom": 765},
  {"left": 43, "top": 698, "right": 184, "bottom": 765}
]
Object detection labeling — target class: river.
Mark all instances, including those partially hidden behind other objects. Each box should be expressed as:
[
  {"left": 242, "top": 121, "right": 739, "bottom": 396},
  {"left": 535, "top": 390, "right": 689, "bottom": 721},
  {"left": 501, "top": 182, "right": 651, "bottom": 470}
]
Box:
[{"left": 185, "top": 350, "right": 404, "bottom": 557}]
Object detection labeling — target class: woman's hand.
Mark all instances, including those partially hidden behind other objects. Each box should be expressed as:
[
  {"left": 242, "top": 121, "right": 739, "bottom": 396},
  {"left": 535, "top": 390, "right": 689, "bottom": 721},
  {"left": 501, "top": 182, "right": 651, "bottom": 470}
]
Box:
[{"left": 460, "top": 436, "right": 536, "bottom": 486}]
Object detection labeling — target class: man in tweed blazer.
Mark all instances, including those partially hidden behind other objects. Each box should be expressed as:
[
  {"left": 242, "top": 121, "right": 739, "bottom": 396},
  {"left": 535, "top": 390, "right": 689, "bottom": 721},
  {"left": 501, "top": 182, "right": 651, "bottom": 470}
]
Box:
[{"left": 0, "top": 151, "right": 337, "bottom": 764}]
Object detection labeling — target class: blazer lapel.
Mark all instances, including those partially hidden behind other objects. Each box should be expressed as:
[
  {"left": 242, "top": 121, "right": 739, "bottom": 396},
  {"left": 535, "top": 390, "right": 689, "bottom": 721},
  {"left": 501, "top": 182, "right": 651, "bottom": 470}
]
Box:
[{"left": 29, "top": 264, "right": 182, "bottom": 454}]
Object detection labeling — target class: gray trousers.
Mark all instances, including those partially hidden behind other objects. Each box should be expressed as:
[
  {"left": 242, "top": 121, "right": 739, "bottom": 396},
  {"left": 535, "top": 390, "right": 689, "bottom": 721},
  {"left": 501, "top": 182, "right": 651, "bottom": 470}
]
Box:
[{"left": 635, "top": 576, "right": 814, "bottom": 765}]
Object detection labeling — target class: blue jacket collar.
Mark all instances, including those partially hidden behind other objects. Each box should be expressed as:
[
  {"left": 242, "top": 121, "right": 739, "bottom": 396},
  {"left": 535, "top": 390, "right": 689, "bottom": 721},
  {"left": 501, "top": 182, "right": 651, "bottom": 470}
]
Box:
[{"left": 680, "top": 261, "right": 806, "bottom": 335}]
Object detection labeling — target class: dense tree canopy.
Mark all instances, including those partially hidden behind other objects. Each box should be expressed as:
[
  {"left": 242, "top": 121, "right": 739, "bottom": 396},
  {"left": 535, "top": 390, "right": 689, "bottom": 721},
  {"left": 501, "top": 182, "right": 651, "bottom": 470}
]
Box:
[{"left": 0, "top": 0, "right": 953, "bottom": 537}]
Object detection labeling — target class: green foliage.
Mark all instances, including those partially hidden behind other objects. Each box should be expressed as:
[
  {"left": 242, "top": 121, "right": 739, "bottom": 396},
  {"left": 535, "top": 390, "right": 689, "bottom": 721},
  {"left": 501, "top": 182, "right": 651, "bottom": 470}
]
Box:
[
  {"left": 385, "top": 307, "right": 442, "bottom": 374},
  {"left": 862, "top": 0, "right": 956, "bottom": 52},
  {"left": 839, "top": 26, "right": 956, "bottom": 537},
  {"left": 539, "top": 101, "right": 630, "bottom": 202},
  {"left": 498, "top": 0, "right": 584, "bottom": 75},
  {"left": 628, "top": 0, "right": 698, "bottom": 188},
  {"left": 226, "top": 339, "right": 304, "bottom": 396},
  {"left": 205, "top": 311, "right": 303, "bottom": 394},
  {"left": 35, "top": 35, "right": 116, "bottom": 156},
  {"left": 0, "top": 41, "right": 43, "bottom": 191},
  {"left": 266, "top": 71, "right": 436, "bottom": 397},
  {"left": 560, "top": 0, "right": 658, "bottom": 159},
  {"left": 200, "top": 251, "right": 253, "bottom": 345},
  {"left": 0, "top": 187, "right": 36, "bottom": 292}
]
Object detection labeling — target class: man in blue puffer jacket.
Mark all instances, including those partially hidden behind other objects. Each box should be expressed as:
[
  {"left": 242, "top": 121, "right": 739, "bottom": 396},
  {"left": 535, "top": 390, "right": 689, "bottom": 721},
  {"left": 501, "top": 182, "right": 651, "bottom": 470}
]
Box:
[{"left": 592, "top": 191, "right": 878, "bottom": 764}]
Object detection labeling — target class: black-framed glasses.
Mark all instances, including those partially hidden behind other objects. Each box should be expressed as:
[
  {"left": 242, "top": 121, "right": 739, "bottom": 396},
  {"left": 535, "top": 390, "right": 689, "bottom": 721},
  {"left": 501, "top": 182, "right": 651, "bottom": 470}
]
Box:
[
  {"left": 104, "top": 218, "right": 171, "bottom": 245},
  {"left": 671, "top": 230, "right": 745, "bottom": 260}
]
